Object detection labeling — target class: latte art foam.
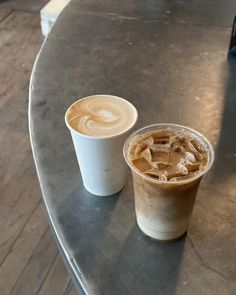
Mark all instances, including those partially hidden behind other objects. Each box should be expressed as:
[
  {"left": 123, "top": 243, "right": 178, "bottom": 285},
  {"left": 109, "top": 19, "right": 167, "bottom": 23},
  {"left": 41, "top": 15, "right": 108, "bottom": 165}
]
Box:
[{"left": 66, "top": 95, "right": 137, "bottom": 137}]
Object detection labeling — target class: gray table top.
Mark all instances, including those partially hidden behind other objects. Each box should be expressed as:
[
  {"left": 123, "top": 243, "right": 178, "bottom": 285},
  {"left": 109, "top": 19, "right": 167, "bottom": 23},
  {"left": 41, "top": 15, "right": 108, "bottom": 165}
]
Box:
[{"left": 29, "top": 0, "right": 236, "bottom": 294}]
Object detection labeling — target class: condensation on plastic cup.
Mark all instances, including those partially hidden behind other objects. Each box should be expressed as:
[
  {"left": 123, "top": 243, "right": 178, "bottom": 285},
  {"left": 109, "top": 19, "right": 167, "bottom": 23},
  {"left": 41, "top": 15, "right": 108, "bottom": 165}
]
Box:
[
  {"left": 65, "top": 94, "right": 138, "bottom": 196},
  {"left": 123, "top": 123, "right": 215, "bottom": 242}
]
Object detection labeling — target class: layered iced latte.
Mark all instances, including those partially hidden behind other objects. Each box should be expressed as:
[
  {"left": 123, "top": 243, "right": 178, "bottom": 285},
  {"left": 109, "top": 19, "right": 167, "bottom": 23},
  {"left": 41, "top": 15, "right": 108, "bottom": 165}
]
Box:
[{"left": 124, "top": 124, "right": 214, "bottom": 242}]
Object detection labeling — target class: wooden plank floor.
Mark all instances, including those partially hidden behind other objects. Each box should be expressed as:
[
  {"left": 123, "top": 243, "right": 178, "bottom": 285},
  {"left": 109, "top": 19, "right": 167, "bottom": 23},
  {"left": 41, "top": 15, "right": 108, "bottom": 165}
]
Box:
[{"left": 0, "top": 1, "right": 78, "bottom": 294}]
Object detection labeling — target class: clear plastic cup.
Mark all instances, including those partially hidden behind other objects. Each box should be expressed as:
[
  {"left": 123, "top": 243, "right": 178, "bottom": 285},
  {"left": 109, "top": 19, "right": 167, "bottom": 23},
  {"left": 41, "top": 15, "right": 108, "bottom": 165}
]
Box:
[{"left": 123, "top": 123, "right": 214, "bottom": 242}]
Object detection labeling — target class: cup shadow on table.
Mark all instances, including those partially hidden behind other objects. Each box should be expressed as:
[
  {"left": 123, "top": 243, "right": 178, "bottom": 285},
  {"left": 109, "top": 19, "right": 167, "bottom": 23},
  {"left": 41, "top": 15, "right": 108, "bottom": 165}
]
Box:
[
  {"left": 209, "top": 54, "right": 236, "bottom": 185},
  {"left": 57, "top": 181, "right": 120, "bottom": 252},
  {"left": 100, "top": 224, "right": 186, "bottom": 295}
]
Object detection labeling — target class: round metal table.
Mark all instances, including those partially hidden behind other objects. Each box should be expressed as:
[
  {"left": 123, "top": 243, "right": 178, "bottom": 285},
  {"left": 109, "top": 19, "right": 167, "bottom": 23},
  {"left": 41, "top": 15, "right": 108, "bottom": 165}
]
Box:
[{"left": 29, "top": 0, "right": 236, "bottom": 294}]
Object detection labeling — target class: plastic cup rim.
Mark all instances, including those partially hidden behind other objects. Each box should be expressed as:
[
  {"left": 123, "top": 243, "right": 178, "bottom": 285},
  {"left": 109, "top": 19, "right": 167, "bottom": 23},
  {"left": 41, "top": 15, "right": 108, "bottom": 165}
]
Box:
[{"left": 123, "top": 123, "right": 215, "bottom": 185}]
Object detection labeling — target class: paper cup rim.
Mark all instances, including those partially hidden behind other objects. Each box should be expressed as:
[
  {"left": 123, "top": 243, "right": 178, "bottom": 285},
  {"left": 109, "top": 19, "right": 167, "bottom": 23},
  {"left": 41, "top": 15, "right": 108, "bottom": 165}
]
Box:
[{"left": 65, "top": 94, "right": 138, "bottom": 140}]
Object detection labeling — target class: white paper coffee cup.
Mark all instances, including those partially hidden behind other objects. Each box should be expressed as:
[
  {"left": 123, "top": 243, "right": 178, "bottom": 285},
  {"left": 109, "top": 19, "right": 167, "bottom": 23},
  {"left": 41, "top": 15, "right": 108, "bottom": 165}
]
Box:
[{"left": 65, "top": 95, "right": 138, "bottom": 196}]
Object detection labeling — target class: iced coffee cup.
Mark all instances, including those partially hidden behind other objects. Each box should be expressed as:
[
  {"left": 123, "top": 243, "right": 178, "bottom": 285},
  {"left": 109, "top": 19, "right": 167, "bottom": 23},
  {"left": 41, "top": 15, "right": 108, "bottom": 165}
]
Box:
[
  {"left": 65, "top": 95, "right": 138, "bottom": 196},
  {"left": 123, "top": 123, "right": 214, "bottom": 242}
]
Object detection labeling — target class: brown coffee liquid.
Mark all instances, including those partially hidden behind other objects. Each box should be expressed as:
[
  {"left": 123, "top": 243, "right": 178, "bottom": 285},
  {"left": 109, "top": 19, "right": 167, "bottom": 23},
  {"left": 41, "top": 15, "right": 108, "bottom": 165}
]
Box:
[{"left": 128, "top": 130, "right": 208, "bottom": 181}]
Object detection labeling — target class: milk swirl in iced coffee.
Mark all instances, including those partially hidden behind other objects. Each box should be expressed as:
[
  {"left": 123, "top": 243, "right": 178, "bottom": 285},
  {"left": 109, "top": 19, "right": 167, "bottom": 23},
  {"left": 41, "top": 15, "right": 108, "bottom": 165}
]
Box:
[{"left": 124, "top": 124, "right": 214, "bottom": 242}]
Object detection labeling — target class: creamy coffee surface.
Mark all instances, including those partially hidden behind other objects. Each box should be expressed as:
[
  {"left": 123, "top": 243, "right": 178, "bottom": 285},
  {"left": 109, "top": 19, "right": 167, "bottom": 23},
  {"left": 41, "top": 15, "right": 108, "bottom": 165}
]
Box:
[
  {"left": 66, "top": 96, "right": 136, "bottom": 137},
  {"left": 128, "top": 130, "right": 208, "bottom": 181}
]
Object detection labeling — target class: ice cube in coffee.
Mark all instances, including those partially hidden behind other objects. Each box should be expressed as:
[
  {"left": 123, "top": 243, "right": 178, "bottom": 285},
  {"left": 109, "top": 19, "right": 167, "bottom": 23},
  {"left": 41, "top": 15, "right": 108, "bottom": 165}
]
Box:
[
  {"left": 129, "top": 130, "right": 208, "bottom": 181},
  {"left": 124, "top": 124, "right": 214, "bottom": 242}
]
